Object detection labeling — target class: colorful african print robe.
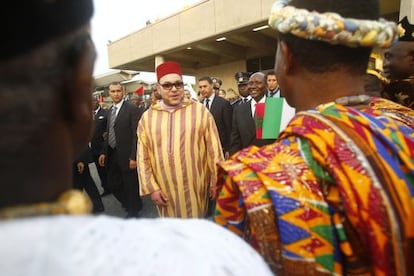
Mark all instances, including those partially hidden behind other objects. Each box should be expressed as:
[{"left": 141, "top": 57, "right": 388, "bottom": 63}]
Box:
[
  {"left": 138, "top": 99, "right": 224, "bottom": 218},
  {"left": 215, "top": 98, "right": 414, "bottom": 275}
]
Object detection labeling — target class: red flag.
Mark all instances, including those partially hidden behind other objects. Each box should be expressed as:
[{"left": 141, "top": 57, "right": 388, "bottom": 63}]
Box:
[
  {"left": 255, "top": 103, "right": 265, "bottom": 139},
  {"left": 135, "top": 86, "right": 144, "bottom": 95}
]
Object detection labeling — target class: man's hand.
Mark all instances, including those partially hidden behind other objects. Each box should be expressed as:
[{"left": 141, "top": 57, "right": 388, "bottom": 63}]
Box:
[
  {"left": 151, "top": 190, "right": 168, "bottom": 207},
  {"left": 77, "top": 162, "right": 85, "bottom": 174},
  {"left": 129, "top": 159, "right": 137, "bottom": 170},
  {"left": 98, "top": 154, "right": 105, "bottom": 167},
  {"left": 224, "top": 151, "right": 230, "bottom": 160},
  {"left": 209, "top": 185, "right": 218, "bottom": 200}
]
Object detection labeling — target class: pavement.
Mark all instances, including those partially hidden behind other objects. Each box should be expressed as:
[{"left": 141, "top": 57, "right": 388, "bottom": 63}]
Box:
[{"left": 88, "top": 163, "right": 158, "bottom": 218}]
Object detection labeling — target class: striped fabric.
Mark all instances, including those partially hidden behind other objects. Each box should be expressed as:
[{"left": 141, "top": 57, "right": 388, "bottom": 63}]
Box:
[
  {"left": 215, "top": 99, "right": 414, "bottom": 275},
  {"left": 138, "top": 100, "right": 224, "bottom": 218}
]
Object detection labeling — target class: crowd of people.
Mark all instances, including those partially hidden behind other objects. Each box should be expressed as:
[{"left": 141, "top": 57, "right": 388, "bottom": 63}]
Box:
[{"left": 0, "top": 0, "right": 413, "bottom": 275}]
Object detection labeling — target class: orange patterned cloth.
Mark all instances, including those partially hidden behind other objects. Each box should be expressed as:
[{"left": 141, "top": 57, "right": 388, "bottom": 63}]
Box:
[{"left": 215, "top": 98, "right": 414, "bottom": 275}]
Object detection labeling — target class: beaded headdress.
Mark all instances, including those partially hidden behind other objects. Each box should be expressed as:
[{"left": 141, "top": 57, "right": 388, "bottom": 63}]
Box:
[{"left": 268, "top": 0, "right": 398, "bottom": 48}]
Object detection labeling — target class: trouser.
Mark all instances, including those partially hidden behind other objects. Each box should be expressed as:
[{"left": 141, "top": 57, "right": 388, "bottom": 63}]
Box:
[
  {"left": 72, "top": 162, "right": 105, "bottom": 213},
  {"left": 107, "top": 147, "right": 142, "bottom": 217},
  {"left": 93, "top": 154, "right": 109, "bottom": 191}
]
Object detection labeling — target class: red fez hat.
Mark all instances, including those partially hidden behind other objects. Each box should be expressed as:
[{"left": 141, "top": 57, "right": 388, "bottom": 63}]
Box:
[{"left": 156, "top": 61, "right": 182, "bottom": 82}]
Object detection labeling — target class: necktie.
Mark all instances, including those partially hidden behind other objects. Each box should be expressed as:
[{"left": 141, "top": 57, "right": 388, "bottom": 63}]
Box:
[
  {"left": 108, "top": 106, "right": 117, "bottom": 148},
  {"left": 205, "top": 98, "right": 210, "bottom": 110}
]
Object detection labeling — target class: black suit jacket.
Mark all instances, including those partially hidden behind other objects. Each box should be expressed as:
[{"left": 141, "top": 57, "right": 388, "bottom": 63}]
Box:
[
  {"left": 105, "top": 101, "right": 143, "bottom": 171},
  {"left": 230, "top": 101, "right": 275, "bottom": 155},
  {"left": 208, "top": 96, "right": 233, "bottom": 152},
  {"left": 231, "top": 98, "right": 242, "bottom": 107},
  {"left": 75, "top": 147, "right": 93, "bottom": 164},
  {"left": 91, "top": 107, "right": 107, "bottom": 157}
]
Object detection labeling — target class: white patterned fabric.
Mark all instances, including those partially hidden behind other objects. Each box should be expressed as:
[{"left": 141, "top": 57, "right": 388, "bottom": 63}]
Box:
[{"left": 0, "top": 216, "right": 273, "bottom": 276}]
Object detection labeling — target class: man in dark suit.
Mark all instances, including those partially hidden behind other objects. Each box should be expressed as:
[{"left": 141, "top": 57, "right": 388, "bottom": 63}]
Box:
[
  {"left": 199, "top": 76, "right": 232, "bottom": 159},
  {"left": 231, "top": 72, "right": 252, "bottom": 107},
  {"left": 99, "top": 82, "right": 143, "bottom": 218},
  {"left": 73, "top": 148, "right": 104, "bottom": 214},
  {"left": 265, "top": 70, "right": 281, "bottom": 98},
  {"left": 91, "top": 95, "right": 110, "bottom": 196},
  {"left": 199, "top": 76, "right": 232, "bottom": 217},
  {"left": 230, "top": 72, "right": 275, "bottom": 156},
  {"left": 129, "top": 94, "right": 147, "bottom": 114}
]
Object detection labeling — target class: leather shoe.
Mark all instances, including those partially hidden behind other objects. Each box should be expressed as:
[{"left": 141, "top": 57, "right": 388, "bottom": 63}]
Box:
[{"left": 100, "top": 190, "right": 111, "bottom": 197}]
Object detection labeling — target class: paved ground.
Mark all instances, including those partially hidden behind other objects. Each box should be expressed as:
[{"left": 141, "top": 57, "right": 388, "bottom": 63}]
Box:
[{"left": 89, "top": 163, "right": 158, "bottom": 218}]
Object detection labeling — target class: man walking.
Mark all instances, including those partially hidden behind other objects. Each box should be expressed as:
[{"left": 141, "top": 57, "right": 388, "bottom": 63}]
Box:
[
  {"left": 91, "top": 95, "right": 110, "bottom": 196},
  {"left": 99, "top": 82, "right": 143, "bottom": 218},
  {"left": 137, "top": 61, "right": 224, "bottom": 218},
  {"left": 199, "top": 76, "right": 233, "bottom": 158}
]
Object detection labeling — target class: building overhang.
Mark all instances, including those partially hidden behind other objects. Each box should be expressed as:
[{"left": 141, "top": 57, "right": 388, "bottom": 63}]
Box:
[
  {"left": 107, "top": 0, "right": 401, "bottom": 74},
  {"left": 93, "top": 70, "right": 139, "bottom": 88}
]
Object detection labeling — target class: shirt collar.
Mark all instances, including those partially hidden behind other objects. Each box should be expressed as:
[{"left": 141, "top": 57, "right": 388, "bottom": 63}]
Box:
[
  {"left": 252, "top": 95, "right": 266, "bottom": 105},
  {"left": 113, "top": 100, "right": 124, "bottom": 110},
  {"left": 206, "top": 93, "right": 215, "bottom": 102}
]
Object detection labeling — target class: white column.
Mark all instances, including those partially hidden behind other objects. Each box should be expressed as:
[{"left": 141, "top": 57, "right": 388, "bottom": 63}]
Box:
[
  {"left": 155, "top": 55, "right": 164, "bottom": 70},
  {"left": 400, "top": 0, "right": 414, "bottom": 21}
]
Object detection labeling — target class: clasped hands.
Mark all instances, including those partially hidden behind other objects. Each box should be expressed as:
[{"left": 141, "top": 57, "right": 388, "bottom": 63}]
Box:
[{"left": 151, "top": 185, "right": 217, "bottom": 207}]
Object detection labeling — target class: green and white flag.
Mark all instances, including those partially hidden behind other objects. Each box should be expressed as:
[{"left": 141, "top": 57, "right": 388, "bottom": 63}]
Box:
[{"left": 257, "top": 97, "right": 295, "bottom": 139}]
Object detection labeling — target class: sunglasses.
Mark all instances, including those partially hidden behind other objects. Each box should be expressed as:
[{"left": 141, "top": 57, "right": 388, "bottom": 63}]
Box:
[{"left": 159, "top": 81, "right": 184, "bottom": 90}]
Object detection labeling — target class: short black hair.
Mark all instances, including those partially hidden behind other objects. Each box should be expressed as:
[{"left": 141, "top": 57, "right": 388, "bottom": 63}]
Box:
[
  {"left": 198, "top": 76, "right": 213, "bottom": 84},
  {"left": 265, "top": 70, "right": 276, "bottom": 78},
  {"left": 278, "top": 0, "right": 379, "bottom": 75},
  {"left": 108, "top": 81, "right": 124, "bottom": 88}
]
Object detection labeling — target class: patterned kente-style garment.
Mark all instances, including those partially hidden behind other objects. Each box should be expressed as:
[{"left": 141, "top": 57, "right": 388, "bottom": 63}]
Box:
[
  {"left": 381, "top": 77, "right": 414, "bottom": 109},
  {"left": 215, "top": 102, "right": 414, "bottom": 276},
  {"left": 369, "top": 97, "right": 414, "bottom": 127}
]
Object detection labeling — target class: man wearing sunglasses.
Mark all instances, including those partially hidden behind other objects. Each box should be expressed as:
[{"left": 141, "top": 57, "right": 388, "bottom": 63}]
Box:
[{"left": 137, "top": 61, "right": 224, "bottom": 218}]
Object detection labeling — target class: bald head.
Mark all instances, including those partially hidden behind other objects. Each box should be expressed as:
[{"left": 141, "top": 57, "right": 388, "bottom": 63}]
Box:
[
  {"left": 250, "top": 72, "right": 265, "bottom": 81},
  {"left": 248, "top": 72, "right": 266, "bottom": 102},
  {"left": 383, "top": 41, "right": 414, "bottom": 80}
]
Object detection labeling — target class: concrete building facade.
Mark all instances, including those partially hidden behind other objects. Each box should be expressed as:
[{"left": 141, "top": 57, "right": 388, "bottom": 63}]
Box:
[{"left": 104, "top": 0, "right": 407, "bottom": 93}]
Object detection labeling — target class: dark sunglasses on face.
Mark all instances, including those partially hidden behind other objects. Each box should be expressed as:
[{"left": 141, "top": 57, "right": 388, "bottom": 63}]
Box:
[{"left": 159, "top": 81, "right": 184, "bottom": 90}]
